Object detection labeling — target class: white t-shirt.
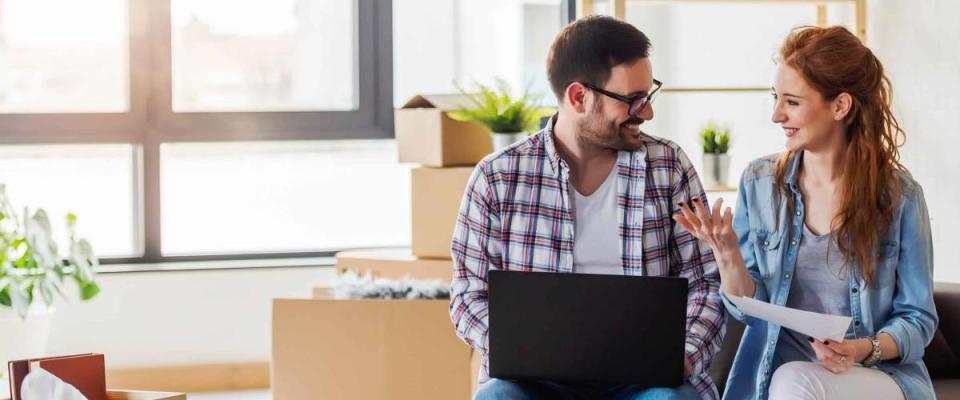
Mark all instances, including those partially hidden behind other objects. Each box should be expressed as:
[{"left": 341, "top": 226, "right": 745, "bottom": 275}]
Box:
[{"left": 571, "top": 166, "right": 623, "bottom": 275}]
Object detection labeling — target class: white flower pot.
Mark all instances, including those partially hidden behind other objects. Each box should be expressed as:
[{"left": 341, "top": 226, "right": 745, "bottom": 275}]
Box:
[
  {"left": 0, "top": 305, "right": 54, "bottom": 395},
  {"left": 702, "top": 153, "right": 731, "bottom": 188},
  {"left": 491, "top": 132, "right": 528, "bottom": 151}
]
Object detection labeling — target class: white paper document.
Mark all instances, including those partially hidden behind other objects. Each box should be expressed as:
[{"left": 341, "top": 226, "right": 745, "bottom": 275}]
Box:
[{"left": 728, "top": 295, "right": 853, "bottom": 342}]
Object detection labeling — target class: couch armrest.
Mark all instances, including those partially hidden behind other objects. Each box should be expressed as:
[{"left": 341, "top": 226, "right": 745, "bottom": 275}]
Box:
[{"left": 924, "top": 282, "right": 960, "bottom": 379}]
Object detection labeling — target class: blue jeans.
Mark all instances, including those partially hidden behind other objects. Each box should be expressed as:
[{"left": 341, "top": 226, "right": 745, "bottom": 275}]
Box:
[{"left": 474, "top": 379, "right": 702, "bottom": 400}]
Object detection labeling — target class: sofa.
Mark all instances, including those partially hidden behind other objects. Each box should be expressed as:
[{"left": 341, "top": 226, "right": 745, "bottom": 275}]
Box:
[{"left": 709, "top": 282, "right": 960, "bottom": 398}]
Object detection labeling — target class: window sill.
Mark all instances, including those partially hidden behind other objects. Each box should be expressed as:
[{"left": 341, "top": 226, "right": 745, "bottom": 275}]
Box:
[{"left": 97, "top": 256, "right": 336, "bottom": 274}]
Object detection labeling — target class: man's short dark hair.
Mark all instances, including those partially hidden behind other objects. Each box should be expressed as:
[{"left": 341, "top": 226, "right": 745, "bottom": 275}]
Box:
[{"left": 546, "top": 15, "right": 651, "bottom": 102}]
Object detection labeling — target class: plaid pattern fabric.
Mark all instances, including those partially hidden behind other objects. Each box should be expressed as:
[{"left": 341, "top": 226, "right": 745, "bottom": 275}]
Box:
[{"left": 449, "top": 118, "right": 725, "bottom": 399}]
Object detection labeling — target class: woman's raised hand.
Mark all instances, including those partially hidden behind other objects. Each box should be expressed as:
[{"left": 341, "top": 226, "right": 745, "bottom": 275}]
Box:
[
  {"left": 673, "top": 197, "right": 739, "bottom": 260},
  {"left": 674, "top": 197, "right": 756, "bottom": 298}
]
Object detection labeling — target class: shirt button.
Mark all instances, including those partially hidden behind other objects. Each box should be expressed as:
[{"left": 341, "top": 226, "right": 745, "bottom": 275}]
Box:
[
  {"left": 855, "top": 320, "right": 861, "bottom": 326},
  {"left": 784, "top": 273, "right": 791, "bottom": 279},
  {"left": 795, "top": 211, "right": 801, "bottom": 216},
  {"left": 791, "top": 240, "right": 798, "bottom": 246},
  {"left": 852, "top": 288, "right": 859, "bottom": 293},
  {"left": 764, "top": 240, "right": 770, "bottom": 246}
]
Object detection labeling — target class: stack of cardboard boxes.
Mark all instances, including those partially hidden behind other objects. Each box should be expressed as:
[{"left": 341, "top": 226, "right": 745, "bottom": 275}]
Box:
[
  {"left": 397, "top": 94, "right": 491, "bottom": 260},
  {"left": 272, "top": 95, "right": 490, "bottom": 400}
]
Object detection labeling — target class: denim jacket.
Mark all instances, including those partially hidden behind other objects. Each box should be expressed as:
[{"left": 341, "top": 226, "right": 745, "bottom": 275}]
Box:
[{"left": 720, "top": 152, "right": 938, "bottom": 400}]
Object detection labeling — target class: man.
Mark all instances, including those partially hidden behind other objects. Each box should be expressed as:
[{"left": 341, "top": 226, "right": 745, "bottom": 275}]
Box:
[{"left": 450, "top": 16, "right": 724, "bottom": 400}]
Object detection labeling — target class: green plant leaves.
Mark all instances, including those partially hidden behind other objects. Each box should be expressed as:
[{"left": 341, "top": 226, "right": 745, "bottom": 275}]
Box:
[
  {"left": 700, "top": 127, "right": 717, "bottom": 154},
  {"left": 0, "top": 285, "right": 11, "bottom": 307},
  {"left": 716, "top": 131, "right": 731, "bottom": 154},
  {"left": 79, "top": 280, "right": 101, "bottom": 301},
  {"left": 448, "top": 78, "right": 547, "bottom": 133},
  {"left": 0, "top": 186, "right": 100, "bottom": 319},
  {"left": 699, "top": 122, "right": 732, "bottom": 155},
  {"left": 26, "top": 209, "right": 59, "bottom": 270}
]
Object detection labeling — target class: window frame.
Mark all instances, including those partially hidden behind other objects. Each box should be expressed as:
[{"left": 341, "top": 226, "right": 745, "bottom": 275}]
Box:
[
  {"left": 150, "top": 0, "right": 394, "bottom": 142},
  {"left": 0, "top": 0, "right": 394, "bottom": 264}
]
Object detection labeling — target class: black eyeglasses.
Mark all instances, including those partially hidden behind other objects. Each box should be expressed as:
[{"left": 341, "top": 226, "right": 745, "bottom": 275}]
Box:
[{"left": 582, "top": 79, "right": 662, "bottom": 116}]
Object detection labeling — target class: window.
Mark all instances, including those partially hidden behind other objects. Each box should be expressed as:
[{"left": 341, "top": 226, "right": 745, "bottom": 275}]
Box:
[
  {"left": 0, "top": 144, "right": 138, "bottom": 257},
  {"left": 171, "top": 0, "right": 358, "bottom": 112},
  {"left": 0, "top": 0, "right": 129, "bottom": 113},
  {"left": 160, "top": 140, "right": 410, "bottom": 256},
  {"left": 0, "top": 0, "right": 393, "bottom": 264}
]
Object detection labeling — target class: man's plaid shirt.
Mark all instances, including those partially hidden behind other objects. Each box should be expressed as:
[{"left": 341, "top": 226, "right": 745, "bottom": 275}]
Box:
[{"left": 449, "top": 117, "right": 726, "bottom": 399}]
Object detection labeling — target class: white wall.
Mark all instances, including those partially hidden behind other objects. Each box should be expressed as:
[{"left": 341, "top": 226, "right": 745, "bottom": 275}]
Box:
[
  {"left": 392, "top": 0, "right": 563, "bottom": 107},
  {"left": 868, "top": 0, "right": 960, "bottom": 283},
  {"left": 44, "top": 266, "right": 335, "bottom": 369}
]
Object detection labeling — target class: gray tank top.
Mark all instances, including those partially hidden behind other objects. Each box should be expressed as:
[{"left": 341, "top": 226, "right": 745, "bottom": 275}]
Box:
[{"left": 774, "top": 223, "right": 854, "bottom": 364}]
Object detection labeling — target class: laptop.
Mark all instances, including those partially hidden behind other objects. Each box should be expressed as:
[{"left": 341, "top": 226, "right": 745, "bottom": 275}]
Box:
[{"left": 487, "top": 270, "right": 688, "bottom": 387}]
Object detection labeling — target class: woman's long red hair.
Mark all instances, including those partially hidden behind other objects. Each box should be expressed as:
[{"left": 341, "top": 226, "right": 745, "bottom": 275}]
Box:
[{"left": 775, "top": 26, "right": 907, "bottom": 286}]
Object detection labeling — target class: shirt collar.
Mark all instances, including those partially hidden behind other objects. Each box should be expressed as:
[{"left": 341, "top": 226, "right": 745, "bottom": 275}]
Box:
[
  {"left": 542, "top": 113, "right": 564, "bottom": 177},
  {"left": 784, "top": 151, "right": 804, "bottom": 193}
]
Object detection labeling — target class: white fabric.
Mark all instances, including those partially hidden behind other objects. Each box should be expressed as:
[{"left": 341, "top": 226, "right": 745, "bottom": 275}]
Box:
[
  {"left": 571, "top": 166, "right": 622, "bottom": 275},
  {"left": 768, "top": 361, "right": 905, "bottom": 400}
]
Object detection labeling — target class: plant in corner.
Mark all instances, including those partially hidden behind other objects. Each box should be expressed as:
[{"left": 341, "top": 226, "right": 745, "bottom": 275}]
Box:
[
  {"left": 0, "top": 183, "right": 100, "bottom": 384},
  {"left": 448, "top": 79, "right": 550, "bottom": 151},
  {"left": 699, "top": 122, "right": 733, "bottom": 188}
]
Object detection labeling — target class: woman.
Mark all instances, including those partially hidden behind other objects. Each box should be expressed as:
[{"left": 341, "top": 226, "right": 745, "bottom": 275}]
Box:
[{"left": 674, "top": 26, "right": 937, "bottom": 399}]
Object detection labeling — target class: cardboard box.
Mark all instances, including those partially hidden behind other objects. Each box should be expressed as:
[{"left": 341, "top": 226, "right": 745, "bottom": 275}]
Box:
[
  {"left": 272, "top": 297, "right": 475, "bottom": 400},
  {"left": 396, "top": 95, "right": 493, "bottom": 167},
  {"left": 106, "top": 390, "right": 186, "bottom": 400},
  {"left": 411, "top": 167, "right": 474, "bottom": 259},
  {"left": 335, "top": 248, "right": 453, "bottom": 281}
]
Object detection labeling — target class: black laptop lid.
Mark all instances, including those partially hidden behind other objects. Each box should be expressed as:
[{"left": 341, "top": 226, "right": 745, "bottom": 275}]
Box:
[{"left": 488, "top": 270, "right": 688, "bottom": 387}]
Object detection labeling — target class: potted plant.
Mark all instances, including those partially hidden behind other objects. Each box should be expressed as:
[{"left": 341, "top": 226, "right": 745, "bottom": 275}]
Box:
[
  {"left": 0, "top": 183, "right": 100, "bottom": 386},
  {"left": 449, "top": 79, "right": 547, "bottom": 151},
  {"left": 699, "top": 122, "right": 732, "bottom": 188}
]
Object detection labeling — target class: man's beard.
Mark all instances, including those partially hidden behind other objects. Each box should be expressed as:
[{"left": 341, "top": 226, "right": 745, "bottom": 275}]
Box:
[{"left": 576, "top": 104, "right": 646, "bottom": 151}]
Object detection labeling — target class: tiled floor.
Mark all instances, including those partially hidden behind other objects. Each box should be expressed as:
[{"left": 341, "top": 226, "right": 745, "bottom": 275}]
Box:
[{"left": 188, "top": 389, "right": 271, "bottom": 400}]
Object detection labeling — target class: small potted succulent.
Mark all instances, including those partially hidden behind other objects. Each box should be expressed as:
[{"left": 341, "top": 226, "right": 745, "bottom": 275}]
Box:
[
  {"left": 699, "top": 122, "right": 732, "bottom": 188},
  {"left": 449, "top": 79, "right": 546, "bottom": 151},
  {"left": 0, "top": 183, "right": 100, "bottom": 385}
]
